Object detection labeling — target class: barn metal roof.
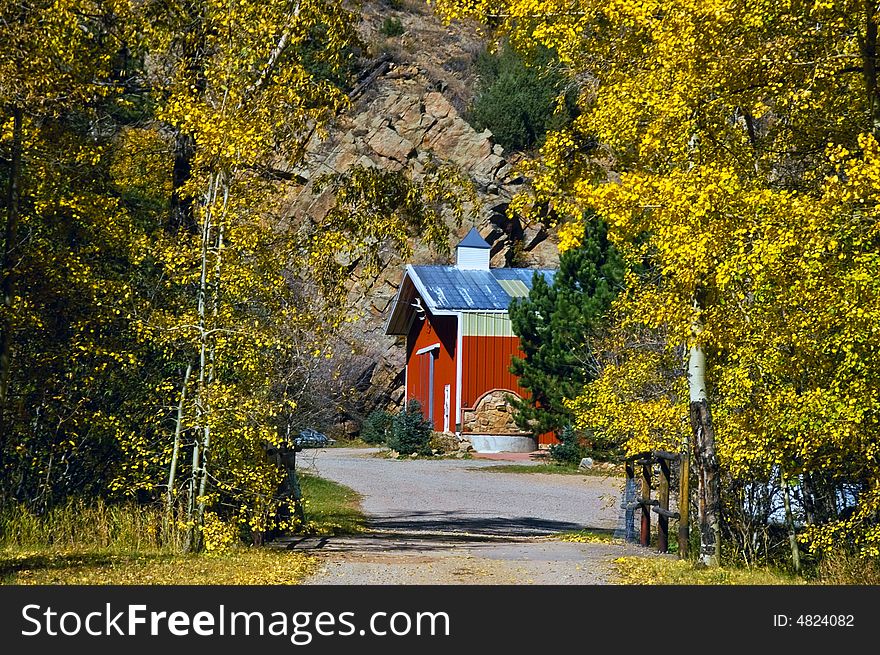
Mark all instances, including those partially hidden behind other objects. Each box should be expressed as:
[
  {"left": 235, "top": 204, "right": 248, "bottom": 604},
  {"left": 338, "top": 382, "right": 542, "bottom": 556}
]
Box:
[
  {"left": 384, "top": 264, "right": 556, "bottom": 335},
  {"left": 411, "top": 266, "right": 554, "bottom": 310}
]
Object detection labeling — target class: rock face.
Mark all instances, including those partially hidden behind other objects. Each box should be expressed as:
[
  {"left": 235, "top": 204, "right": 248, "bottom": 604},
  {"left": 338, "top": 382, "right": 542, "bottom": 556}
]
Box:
[{"left": 284, "top": 16, "right": 560, "bottom": 431}]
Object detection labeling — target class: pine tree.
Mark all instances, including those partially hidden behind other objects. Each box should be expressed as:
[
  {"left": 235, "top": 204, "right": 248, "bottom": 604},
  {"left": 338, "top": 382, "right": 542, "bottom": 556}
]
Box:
[{"left": 508, "top": 216, "right": 623, "bottom": 438}]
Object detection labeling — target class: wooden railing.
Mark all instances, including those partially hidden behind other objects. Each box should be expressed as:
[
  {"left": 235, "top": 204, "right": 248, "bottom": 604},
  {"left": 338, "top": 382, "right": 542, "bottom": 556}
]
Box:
[{"left": 624, "top": 450, "right": 689, "bottom": 557}]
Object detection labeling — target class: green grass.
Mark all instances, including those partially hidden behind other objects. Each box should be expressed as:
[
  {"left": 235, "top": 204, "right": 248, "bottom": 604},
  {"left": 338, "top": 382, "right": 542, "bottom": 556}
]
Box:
[
  {"left": 614, "top": 556, "right": 805, "bottom": 585},
  {"left": 615, "top": 549, "right": 880, "bottom": 585},
  {"left": 299, "top": 472, "right": 366, "bottom": 536},
  {"left": 379, "top": 16, "right": 405, "bottom": 38},
  {"left": 0, "top": 498, "right": 177, "bottom": 552},
  {"left": 0, "top": 473, "right": 364, "bottom": 584}
]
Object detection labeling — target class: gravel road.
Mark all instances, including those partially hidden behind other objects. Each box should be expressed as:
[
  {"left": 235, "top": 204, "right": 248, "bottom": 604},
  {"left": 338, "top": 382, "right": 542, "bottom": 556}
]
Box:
[
  {"left": 289, "top": 448, "right": 655, "bottom": 584},
  {"left": 299, "top": 447, "right": 624, "bottom": 536}
]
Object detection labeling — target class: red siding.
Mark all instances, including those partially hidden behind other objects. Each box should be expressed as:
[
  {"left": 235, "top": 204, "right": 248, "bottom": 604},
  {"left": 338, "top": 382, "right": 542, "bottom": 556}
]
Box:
[
  {"left": 406, "top": 310, "right": 457, "bottom": 432},
  {"left": 460, "top": 334, "right": 559, "bottom": 446},
  {"left": 460, "top": 335, "right": 525, "bottom": 409},
  {"left": 404, "top": 307, "right": 559, "bottom": 445},
  {"left": 537, "top": 430, "right": 559, "bottom": 446}
]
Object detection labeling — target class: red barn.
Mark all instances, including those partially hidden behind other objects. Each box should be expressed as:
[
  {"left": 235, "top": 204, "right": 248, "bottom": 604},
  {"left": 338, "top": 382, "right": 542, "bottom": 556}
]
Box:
[{"left": 385, "top": 228, "right": 557, "bottom": 452}]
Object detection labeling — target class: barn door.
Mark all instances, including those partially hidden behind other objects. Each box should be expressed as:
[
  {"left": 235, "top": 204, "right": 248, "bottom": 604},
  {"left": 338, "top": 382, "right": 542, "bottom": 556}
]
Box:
[
  {"left": 416, "top": 349, "right": 435, "bottom": 425},
  {"left": 414, "top": 344, "right": 439, "bottom": 428}
]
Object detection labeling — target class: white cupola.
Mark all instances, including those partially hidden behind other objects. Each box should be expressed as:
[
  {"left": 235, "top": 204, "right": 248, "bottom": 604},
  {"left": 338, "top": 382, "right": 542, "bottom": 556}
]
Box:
[{"left": 455, "top": 227, "right": 491, "bottom": 270}]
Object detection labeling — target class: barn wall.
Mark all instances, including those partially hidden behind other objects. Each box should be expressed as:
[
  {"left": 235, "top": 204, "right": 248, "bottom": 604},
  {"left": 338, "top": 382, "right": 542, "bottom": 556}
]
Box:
[
  {"left": 536, "top": 429, "right": 560, "bottom": 446},
  {"left": 460, "top": 312, "right": 558, "bottom": 446},
  {"left": 406, "top": 308, "right": 457, "bottom": 432},
  {"left": 460, "top": 335, "right": 525, "bottom": 410}
]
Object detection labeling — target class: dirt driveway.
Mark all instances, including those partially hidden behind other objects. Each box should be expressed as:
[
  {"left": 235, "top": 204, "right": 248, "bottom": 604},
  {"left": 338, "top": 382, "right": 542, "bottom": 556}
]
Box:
[{"left": 287, "top": 448, "right": 657, "bottom": 584}]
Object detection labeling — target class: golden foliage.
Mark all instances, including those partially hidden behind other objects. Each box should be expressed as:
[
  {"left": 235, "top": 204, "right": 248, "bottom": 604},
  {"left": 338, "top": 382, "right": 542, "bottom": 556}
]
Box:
[
  {"left": 3, "top": 549, "right": 318, "bottom": 585},
  {"left": 434, "top": 0, "right": 880, "bottom": 557}
]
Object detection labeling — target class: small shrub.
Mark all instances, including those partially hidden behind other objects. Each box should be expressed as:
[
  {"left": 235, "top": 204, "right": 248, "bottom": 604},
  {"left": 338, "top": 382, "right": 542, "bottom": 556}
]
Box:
[
  {"left": 817, "top": 549, "right": 880, "bottom": 584},
  {"left": 549, "top": 425, "right": 589, "bottom": 464},
  {"left": 300, "top": 22, "right": 357, "bottom": 91},
  {"left": 380, "top": 17, "right": 405, "bottom": 38},
  {"left": 387, "top": 400, "right": 433, "bottom": 455},
  {"left": 200, "top": 511, "right": 238, "bottom": 555},
  {"left": 361, "top": 409, "right": 393, "bottom": 445}
]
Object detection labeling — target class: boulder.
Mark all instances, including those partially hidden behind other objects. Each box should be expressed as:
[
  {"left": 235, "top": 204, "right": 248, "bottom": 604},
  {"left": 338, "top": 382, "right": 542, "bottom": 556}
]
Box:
[{"left": 367, "top": 127, "right": 415, "bottom": 163}]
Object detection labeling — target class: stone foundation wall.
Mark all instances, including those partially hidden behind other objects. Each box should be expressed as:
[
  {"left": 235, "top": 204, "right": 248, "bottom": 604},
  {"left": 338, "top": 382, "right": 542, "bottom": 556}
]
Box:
[{"left": 461, "top": 389, "right": 527, "bottom": 435}]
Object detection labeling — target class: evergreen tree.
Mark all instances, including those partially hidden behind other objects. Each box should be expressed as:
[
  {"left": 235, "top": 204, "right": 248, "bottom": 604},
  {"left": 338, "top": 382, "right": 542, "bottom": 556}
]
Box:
[
  {"left": 387, "top": 401, "right": 433, "bottom": 456},
  {"left": 469, "top": 41, "right": 578, "bottom": 153},
  {"left": 508, "top": 216, "right": 623, "bottom": 437}
]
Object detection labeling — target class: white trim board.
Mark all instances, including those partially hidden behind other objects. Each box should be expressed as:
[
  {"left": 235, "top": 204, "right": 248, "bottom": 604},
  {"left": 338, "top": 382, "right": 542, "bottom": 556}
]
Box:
[
  {"left": 415, "top": 342, "right": 441, "bottom": 355},
  {"left": 455, "top": 312, "right": 463, "bottom": 432}
]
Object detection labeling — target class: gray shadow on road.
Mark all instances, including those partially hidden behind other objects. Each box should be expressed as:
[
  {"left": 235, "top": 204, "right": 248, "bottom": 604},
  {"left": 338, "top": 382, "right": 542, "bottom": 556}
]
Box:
[
  {"left": 364, "top": 511, "right": 586, "bottom": 536},
  {"left": 276, "top": 510, "right": 620, "bottom": 554}
]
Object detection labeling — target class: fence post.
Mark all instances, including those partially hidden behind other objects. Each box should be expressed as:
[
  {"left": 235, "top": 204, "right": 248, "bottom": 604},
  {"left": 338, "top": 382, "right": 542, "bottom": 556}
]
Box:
[
  {"left": 625, "top": 460, "right": 636, "bottom": 543},
  {"left": 678, "top": 450, "right": 690, "bottom": 559},
  {"left": 640, "top": 460, "right": 651, "bottom": 547},
  {"left": 658, "top": 458, "right": 670, "bottom": 553}
]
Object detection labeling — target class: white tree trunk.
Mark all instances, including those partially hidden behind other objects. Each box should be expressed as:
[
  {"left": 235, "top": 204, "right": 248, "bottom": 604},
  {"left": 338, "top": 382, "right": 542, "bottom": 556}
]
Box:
[
  {"left": 196, "top": 202, "right": 225, "bottom": 532},
  {"left": 186, "top": 172, "right": 220, "bottom": 551},
  {"left": 165, "top": 361, "right": 192, "bottom": 539},
  {"left": 688, "top": 314, "right": 722, "bottom": 567},
  {"left": 783, "top": 475, "right": 801, "bottom": 573}
]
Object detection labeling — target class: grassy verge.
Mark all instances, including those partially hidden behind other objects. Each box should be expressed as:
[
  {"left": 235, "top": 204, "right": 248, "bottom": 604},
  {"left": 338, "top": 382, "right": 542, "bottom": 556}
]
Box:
[
  {"left": 557, "top": 529, "right": 619, "bottom": 544},
  {"left": 299, "top": 472, "right": 366, "bottom": 536},
  {"left": 0, "top": 474, "right": 365, "bottom": 585},
  {"left": 615, "top": 550, "right": 880, "bottom": 585},
  {"left": 480, "top": 463, "right": 623, "bottom": 476},
  {"left": 2, "top": 548, "right": 318, "bottom": 585},
  {"left": 613, "top": 557, "right": 804, "bottom": 585}
]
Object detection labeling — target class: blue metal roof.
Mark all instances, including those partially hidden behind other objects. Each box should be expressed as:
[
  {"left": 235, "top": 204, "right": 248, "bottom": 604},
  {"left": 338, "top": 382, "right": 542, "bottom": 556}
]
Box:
[
  {"left": 409, "top": 265, "right": 556, "bottom": 311},
  {"left": 491, "top": 267, "right": 556, "bottom": 286},
  {"left": 457, "top": 227, "right": 491, "bottom": 249}
]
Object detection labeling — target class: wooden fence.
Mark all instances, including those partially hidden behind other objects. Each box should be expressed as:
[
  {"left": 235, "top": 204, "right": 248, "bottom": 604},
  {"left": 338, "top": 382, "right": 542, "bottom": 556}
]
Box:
[{"left": 624, "top": 450, "right": 689, "bottom": 557}]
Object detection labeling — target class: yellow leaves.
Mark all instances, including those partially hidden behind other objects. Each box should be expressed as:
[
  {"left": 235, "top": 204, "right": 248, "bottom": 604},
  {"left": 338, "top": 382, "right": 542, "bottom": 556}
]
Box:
[
  {"left": 559, "top": 530, "right": 617, "bottom": 544},
  {"left": 4, "top": 548, "right": 319, "bottom": 585},
  {"left": 201, "top": 512, "right": 239, "bottom": 555},
  {"left": 110, "top": 127, "right": 173, "bottom": 201},
  {"left": 566, "top": 344, "right": 687, "bottom": 456},
  {"left": 614, "top": 556, "right": 802, "bottom": 585},
  {"left": 557, "top": 221, "right": 585, "bottom": 253},
  {"left": 439, "top": 0, "right": 880, "bottom": 555}
]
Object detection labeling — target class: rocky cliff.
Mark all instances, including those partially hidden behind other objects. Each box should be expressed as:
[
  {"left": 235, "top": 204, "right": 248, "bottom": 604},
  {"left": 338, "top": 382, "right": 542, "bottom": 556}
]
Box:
[{"left": 284, "top": 4, "right": 560, "bottom": 433}]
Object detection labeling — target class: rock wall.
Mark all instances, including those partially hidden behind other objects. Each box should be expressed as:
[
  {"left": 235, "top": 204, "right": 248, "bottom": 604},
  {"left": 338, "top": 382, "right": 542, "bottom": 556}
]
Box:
[{"left": 461, "top": 389, "right": 526, "bottom": 435}]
